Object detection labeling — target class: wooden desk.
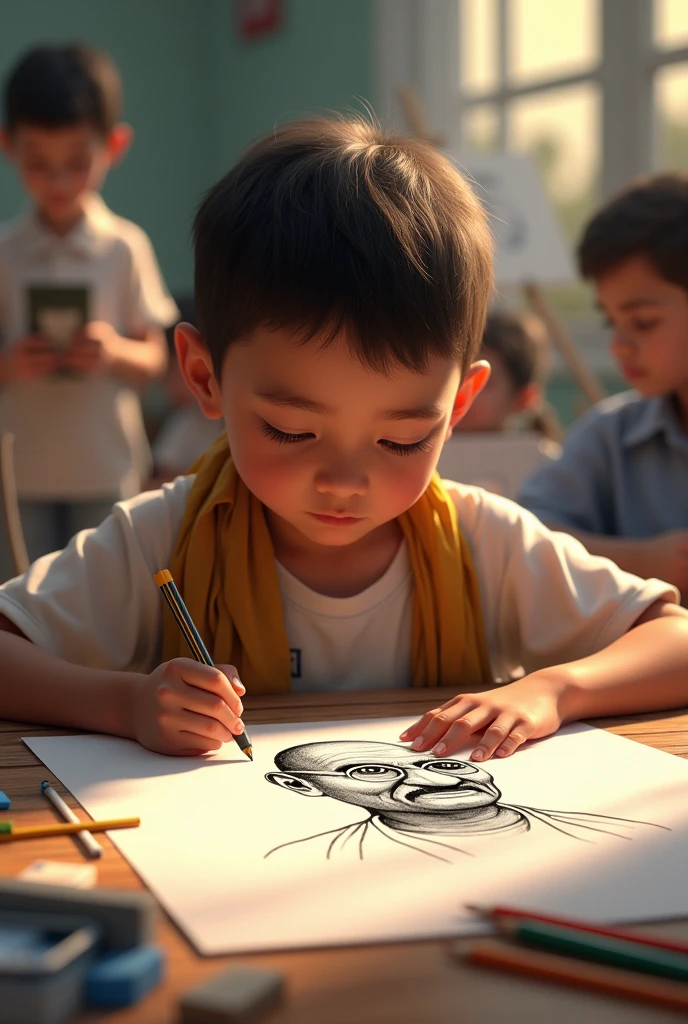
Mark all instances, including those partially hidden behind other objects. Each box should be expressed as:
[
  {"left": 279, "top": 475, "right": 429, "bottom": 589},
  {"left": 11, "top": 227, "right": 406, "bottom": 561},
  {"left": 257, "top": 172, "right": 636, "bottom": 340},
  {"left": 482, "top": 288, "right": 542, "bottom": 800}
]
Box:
[{"left": 2, "top": 689, "right": 688, "bottom": 1024}]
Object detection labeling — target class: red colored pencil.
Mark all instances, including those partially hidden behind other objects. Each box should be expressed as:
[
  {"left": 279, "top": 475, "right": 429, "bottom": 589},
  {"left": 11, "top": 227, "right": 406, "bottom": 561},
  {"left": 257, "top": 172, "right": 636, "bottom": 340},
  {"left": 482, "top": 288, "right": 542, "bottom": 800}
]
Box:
[{"left": 467, "top": 904, "right": 688, "bottom": 957}]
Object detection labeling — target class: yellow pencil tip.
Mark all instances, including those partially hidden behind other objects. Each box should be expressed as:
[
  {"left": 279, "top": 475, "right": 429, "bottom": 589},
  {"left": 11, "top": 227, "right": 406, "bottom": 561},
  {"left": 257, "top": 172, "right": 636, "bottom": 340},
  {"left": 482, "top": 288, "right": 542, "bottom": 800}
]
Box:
[{"left": 244, "top": 746, "right": 253, "bottom": 761}]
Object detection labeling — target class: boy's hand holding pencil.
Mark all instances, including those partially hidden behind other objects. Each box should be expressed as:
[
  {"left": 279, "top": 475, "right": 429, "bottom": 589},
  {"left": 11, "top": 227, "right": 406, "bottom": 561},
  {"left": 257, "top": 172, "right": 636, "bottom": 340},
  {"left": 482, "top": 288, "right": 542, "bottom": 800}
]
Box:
[{"left": 132, "top": 658, "right": 246, "bottom": 756}]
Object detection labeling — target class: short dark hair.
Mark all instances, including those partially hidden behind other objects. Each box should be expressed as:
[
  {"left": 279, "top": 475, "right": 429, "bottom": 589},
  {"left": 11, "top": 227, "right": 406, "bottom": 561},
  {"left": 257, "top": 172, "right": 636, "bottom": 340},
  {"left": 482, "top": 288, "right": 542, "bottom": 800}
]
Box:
[
  {"left": 193, "top": 117, "right": 493, "bottom": 379},
  {"left": 578, "top": 173, "right": 688, "bottom": 290},
  {"left": 482, "top": 310, "right": 550, "bottom": 390},
  {"left": 4, "top": 44, "right": 123, "bottom": 135}
]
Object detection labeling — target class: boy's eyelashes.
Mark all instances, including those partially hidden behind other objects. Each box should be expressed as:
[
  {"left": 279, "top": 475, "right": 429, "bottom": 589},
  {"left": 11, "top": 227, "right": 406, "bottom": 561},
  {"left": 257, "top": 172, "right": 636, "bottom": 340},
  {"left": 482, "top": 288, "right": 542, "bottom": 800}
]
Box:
[
  {"left": 378, "top": 437, "right": 434, "bottom": 456},
  {"left": 632, "top": 320, "right": 661, "bottom": 332},
  {"left": 603, "top": 316, "right": 661, "bottom": 333},
  {"left": 260, "top": 422, "right": 312, "bottom": 445},
  {"left": 259, "top": 420, "right": 435, "bottom": 455}
]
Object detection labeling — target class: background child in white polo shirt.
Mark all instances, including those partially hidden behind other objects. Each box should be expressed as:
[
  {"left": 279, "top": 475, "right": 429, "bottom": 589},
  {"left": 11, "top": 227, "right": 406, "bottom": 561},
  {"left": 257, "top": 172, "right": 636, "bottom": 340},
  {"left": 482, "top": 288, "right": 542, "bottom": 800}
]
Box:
[{"left": 0, "top": 44, "right": 178, "bottom": 578}]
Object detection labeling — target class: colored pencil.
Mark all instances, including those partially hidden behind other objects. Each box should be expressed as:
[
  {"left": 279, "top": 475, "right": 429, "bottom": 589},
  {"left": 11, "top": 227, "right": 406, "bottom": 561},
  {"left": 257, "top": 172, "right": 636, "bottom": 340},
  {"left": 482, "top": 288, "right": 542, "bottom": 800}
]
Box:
[
  {"left": 153, "top": 569, "right": 253, "bottom": 760},
  {"left": 482, "top": 917, "right": 688, "bottom": 983},
  {"left": 461, "top": 939, "right": 688, "bottom": 1014},
  {"left": 40, "top": 780, "right": 103, "bottom": 859},
  {"left": 467, "top": 903, "right": 688, "bottom": 957},
  {"left": 0, "top": 816, "right": 140, "bottom": 842}
]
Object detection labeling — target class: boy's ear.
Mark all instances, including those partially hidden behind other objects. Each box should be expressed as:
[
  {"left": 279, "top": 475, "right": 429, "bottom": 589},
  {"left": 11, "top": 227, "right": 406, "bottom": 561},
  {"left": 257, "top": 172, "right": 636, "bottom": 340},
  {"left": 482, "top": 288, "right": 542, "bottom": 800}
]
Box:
[
  {"left": 445, "top": 360, "right": 491, "bottom": 439},
  {"left": 175, "top": 322, "right": 223, "bottom": 420},
  {"left": 106, "top": 123, "right": 134, "bottom": 166}
]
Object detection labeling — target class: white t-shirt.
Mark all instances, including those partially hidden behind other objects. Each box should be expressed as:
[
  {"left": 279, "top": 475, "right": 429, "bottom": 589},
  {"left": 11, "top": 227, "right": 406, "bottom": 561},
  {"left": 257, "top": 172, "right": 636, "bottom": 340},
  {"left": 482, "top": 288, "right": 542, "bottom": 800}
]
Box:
[
  {"left": 0, "top": 476, "right": 675, "bottom": 686},
  {"left": 0, "top": 194, "right": 179, "bottom": 500}
]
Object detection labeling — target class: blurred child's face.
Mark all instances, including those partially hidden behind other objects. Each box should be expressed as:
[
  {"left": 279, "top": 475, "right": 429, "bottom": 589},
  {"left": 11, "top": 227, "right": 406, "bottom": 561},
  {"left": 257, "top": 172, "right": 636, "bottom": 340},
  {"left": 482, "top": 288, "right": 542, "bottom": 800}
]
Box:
[
  {"left": 179, "top": 325, "right": 488, "bottom": 552},
  {"left": 2, "top": 122, "right": 128, "bottom": 230},
  {"left": 596, "top": 255, "right": 688, "bottom": 403},
  {"left": 453, "top": 347, "right": 534, "bottom": 432}
]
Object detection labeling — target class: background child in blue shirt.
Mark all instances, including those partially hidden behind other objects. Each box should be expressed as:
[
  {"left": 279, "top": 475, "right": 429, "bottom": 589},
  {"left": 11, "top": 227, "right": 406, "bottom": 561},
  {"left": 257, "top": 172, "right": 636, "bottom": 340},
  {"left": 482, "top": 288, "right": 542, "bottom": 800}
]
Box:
[{"left": 519, "top": 173, "right": 688, "bottom": 601}]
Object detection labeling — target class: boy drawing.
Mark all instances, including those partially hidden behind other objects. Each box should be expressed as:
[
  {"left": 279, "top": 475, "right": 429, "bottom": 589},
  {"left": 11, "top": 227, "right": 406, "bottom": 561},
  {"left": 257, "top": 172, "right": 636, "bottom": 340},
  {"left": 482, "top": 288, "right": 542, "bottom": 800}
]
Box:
[
  {"left": 519, "top": 175, "right": 688, "bottom": 601},
  {"left": 0, "top": 45, "right": 177, "bottom": 573},
  {"left": 0, "top": 119, "right": 687, "bottom": 764}
]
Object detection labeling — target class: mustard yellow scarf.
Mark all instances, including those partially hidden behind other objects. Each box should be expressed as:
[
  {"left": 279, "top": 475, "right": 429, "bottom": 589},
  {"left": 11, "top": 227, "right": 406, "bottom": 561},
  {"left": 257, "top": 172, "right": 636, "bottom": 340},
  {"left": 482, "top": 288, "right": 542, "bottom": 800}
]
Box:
[{"left": 163, "top": 435, "right": 491, "bottom": 692}]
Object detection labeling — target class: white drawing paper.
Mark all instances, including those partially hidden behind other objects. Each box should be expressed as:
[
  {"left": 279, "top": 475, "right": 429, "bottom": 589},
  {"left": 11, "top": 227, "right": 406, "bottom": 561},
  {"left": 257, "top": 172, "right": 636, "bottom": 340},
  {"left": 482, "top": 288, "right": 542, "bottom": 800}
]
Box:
[
  {"left": 452, "top": 152, "right": 575, "bottom": 286},
  {"left": 25, "top": 720, "right": 688, "bottom": 956}
]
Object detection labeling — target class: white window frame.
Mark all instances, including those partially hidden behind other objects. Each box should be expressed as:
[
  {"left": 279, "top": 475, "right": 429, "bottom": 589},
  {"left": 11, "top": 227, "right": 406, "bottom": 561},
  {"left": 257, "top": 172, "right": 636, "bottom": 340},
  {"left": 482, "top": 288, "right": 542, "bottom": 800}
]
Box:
[{"left": 375, "top": 0, "right": 688, "bottom": 199}]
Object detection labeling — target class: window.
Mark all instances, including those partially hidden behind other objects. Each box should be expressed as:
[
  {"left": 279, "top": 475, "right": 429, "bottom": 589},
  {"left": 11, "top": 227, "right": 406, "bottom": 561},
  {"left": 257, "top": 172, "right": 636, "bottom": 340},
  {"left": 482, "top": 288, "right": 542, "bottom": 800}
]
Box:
[
  {"left": 458, "top": 0, "right": 601, "bottom": 250},
  {"left": 375, "top": 0, "right": 688, "bottom": 402},
  {"left": 653, "top": 1, "right": 688, "bottom": 172}
]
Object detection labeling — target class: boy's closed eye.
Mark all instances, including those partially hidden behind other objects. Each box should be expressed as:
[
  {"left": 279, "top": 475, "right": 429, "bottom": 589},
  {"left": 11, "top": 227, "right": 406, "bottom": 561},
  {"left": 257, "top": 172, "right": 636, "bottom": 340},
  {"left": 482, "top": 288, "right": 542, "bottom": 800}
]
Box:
[
  {"left": 603, "top": 315, "right": 662, "bottom": 334},
  {"left": 260, "top": 420, "right": 437, "bottom": 455}
]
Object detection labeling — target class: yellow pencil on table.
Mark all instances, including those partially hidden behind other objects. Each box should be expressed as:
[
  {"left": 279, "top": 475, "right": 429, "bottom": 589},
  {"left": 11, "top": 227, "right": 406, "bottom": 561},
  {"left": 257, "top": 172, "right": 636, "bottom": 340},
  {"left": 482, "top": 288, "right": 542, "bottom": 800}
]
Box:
[
  {"left": 0, "top": 816, "right": 140, "bottom": 843},
  {"left": 154, "top": 569, "right": 253, "bottom": 760}
]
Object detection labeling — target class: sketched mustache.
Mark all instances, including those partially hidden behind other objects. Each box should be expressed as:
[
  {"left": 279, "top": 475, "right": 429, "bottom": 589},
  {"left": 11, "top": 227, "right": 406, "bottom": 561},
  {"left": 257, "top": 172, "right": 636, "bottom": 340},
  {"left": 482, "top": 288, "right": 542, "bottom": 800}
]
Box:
[{"left": 403, "top": 781, "right": 484, "bottom": 803}]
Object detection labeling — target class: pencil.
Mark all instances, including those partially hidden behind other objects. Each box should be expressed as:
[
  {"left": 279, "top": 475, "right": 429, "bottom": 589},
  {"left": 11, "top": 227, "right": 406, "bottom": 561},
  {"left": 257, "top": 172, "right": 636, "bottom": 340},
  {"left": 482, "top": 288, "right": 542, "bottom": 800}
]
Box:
[
  {"left": 41, "top": 780, "right": 102, "bottom": 860},
  {"left": 483, "top": 917, "right": 688, "bottom": 983},
  {"left": 460, "top": 939, "right": 688, "bottom": 1014},
  {"left": 467, "top": 903, "right": 688, "bottom": 957},
  {"left": 0, "top": 816, "right": 140, "bottom": 843},
  {"left": 153, "top": 569, "right": 253, "bottom": 760}
]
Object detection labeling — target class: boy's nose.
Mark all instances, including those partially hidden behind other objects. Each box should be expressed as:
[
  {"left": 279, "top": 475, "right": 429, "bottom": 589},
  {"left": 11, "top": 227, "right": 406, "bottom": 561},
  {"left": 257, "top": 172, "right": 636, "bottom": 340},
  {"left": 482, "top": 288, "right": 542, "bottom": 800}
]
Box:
[
  {"left": 610, "top": 327, "right": 635, "bottom": 355},
  {"left": 314, "top": 463, "right": 368, "bottom": 498}
]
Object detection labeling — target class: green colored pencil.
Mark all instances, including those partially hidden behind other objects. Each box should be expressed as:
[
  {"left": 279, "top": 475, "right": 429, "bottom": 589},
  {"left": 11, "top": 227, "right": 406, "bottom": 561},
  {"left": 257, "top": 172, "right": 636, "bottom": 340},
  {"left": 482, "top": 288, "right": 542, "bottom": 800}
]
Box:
[{"left": 496, "top": 918, "right": 688, "bottom": 984}]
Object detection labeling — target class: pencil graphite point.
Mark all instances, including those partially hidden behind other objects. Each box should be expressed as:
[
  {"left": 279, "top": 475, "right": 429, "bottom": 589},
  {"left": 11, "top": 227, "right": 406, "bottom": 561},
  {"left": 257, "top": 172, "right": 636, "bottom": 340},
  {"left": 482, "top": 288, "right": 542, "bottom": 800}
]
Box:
[{"left": 244, "top": 746, "right": 254, "bottom": 761}]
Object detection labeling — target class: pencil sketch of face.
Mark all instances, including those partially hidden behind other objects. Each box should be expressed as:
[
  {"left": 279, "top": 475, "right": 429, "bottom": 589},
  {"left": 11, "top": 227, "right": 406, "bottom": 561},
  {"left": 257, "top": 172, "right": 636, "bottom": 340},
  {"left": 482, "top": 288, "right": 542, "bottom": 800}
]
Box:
[{"left": 266, "top": 740, "right": 501, "bottom": 816}]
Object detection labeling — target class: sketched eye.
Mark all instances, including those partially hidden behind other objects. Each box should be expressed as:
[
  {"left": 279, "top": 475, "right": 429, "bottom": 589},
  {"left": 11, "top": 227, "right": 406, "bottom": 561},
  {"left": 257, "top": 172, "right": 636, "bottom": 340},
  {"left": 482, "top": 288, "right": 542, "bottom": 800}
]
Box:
[
  {"left": 425, "top": 760, "right": 478, "bottom": 775},
  {"left": 344, "top": 764, "right": 403, "bottom": 782}
]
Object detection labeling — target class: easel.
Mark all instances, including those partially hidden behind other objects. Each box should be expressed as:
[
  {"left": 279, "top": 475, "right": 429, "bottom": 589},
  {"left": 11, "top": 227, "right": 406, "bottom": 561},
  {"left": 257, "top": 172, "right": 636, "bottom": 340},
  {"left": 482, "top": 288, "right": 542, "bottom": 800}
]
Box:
[{"left": 397, "top": 85, "right": 606, "bottom": 408}]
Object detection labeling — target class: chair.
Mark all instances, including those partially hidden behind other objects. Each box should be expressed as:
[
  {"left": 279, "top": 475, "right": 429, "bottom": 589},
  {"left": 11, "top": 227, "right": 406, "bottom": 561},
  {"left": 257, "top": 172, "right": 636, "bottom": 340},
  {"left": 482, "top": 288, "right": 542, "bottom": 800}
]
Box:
[{"left": 0, "top": 433, "right": 29, "bottom": 577}]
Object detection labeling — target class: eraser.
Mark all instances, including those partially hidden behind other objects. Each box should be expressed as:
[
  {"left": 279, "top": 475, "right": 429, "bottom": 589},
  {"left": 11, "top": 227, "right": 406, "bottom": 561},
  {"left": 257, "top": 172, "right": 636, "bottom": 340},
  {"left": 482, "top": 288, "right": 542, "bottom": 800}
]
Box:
[
  {"left": 0, "top": 791, "right": 10, "bottom": 811},
  {"left": 0, "top": 877, "right": 156, "bottom": 950},
  {"left": 179, "top": 967, "right": 284, "bottom": 1024},
  {"left": 85, "top": 944, "right": 164, "bottom": 1008},
  {"left": 18, "top": 859, "right": 98, "bottom": 889}
]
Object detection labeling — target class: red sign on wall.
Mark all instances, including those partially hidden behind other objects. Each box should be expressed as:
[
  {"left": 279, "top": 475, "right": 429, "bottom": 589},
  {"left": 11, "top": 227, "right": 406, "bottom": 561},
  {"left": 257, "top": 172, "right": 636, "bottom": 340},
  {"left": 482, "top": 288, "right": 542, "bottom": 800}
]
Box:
[{"left": 237, "top": 0, "right": 283, "bottom": 40}]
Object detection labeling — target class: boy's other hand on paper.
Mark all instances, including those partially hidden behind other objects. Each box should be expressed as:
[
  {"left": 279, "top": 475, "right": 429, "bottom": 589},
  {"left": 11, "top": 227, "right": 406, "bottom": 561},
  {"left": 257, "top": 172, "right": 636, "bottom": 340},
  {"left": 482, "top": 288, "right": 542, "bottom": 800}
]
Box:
[
  {"left": 399, "top": 674, "right": 567, "bottom": 762},
  {"left": 4, "top": 334, "right": 59, "bottom": 381},
  {"left": 63, "top": 320, "right": 120, "bottom": 374},
  {"left": 132, "top": 658, "right": 246, "bottom": 756}
]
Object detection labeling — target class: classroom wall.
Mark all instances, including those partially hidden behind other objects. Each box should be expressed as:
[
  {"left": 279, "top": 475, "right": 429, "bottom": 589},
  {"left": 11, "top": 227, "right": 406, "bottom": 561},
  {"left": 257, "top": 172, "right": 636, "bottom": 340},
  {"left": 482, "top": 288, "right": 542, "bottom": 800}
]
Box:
[
  {"left": 0, "top": 0, "right": 375, "bottom": 295},
  {"left": 206, "top": 0, "right": 374, "bottom": 179}
]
